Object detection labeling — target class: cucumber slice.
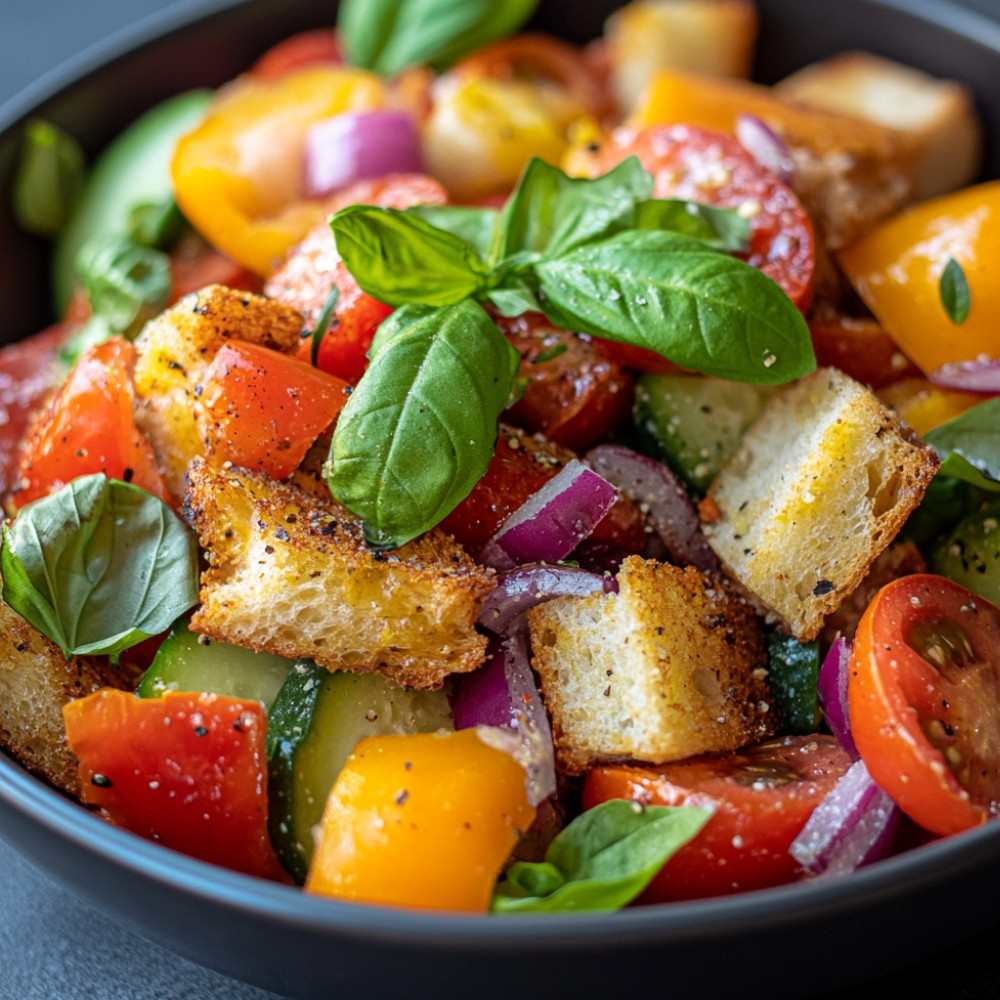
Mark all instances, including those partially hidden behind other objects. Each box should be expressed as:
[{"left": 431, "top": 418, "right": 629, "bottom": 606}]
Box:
[
  {"left": 267, "top": 662, "right": 454, "bottom": 883},
  {"left": 633, "top": 372, "right": 780, "bottom": 492},
  {"left": 137, "top": 618, "right": 293, "bottom": 710},
  {"left": 929, "top": 499, "right": 1000, "bottom": 606},
  {"left": 53, "top": 89, "right": 212, "bottom": 312}
]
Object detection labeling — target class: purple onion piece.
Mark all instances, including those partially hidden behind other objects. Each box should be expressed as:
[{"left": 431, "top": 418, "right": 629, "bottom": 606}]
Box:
[
  {"left": 478, "top": 564, "right": 618, "bottom": 635},
  {"left": 584, "top": 444, "right": 720, "bottom": 573},
  {"left": 735, "top": 113, "right": 794, "bottom": 183},
  {"left": 929, "top": 359, "right": 1000, "bottom": 395},
  {"left": 817, "top": 637, "right": 858, "bottom": 759},
  {"left": 789, "top": 758, "right": 900, "bottom": 876},
  {"left": 452, "top": 633, "right": 557, "bottom": 806},
  {"left": 302, "top": 111, "right": 423, "bottom": 198},
  {"left": 479, "top": 459, "right": 617, "bottom": 571}
]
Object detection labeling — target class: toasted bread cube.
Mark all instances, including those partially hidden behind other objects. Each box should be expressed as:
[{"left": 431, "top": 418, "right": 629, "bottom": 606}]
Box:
[
  {"left": 776, "top": 51, "right": 982, "bottom": 199},
  {"left": 703, "top": 368, "right": 939, "bottom": 641},
  {"left": 0, "top": 598, "right": 135, "bottom": 795},
  {"left": 184, "top": 459, "right": 493, "bottom": 690},
  {"left": 527, "top": 556, "right": 775, "bottom": 774},
  {"left": 605, "top": 0, "right": 758, "bottom": 113},
  {"left": 133, "top": 284, "right": 304, "bottom": 497}
]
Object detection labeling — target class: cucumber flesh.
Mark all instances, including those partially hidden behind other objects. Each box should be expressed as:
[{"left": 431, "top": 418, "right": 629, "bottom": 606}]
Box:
[
  {"left": 137, "top": 618, "right": 293, "bottom": 711},
  {"left": 633, "top": 372, "right": 779, "bottom": 493},
  {"left": 266, "top": 662, "right": 453, "bottom": 883}
]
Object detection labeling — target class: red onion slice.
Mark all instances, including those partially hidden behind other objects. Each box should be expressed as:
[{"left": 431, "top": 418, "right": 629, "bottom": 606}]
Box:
[
  {"left": 478, "top": 564, "right": 618, "bottom": 635},
  {"left": 817, "top": 637, "right": 858, "bottom": 758},
  {"left": 479, "top": 459, "right": 617, "bottom": 571},
  {"left": 302, "top": 111, "right": 424, "bottom": 198},
  {"left": 453, "top": 633, "right": 557, "bottom": 805},
  {"left": 584, "top": 444, "right": 719, "bottom": 573},
  {"left": 735, "top": 113, "right": 794, "bottom": 183},
  {"left": 929, "top": 358, "right": 1000, "bottom": 395},
  {"left": 789, "top": 758, "right": 900, "bottom": 876}
]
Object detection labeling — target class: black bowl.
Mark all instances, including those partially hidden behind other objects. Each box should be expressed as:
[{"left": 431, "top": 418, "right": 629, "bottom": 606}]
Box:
[{"left": 2, "top": 2, "right": 1000, "bottom": 998}]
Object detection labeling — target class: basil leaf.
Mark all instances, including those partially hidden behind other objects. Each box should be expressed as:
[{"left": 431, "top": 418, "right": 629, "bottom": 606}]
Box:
[
  {"left": 13, "top": 118, "right": 85, "bottom": 237},
  {"left": 535, "top": 229, "right": 815, "bottom": 384},
  {"left": 940, "top": 257, "right": 971, "bottom": 324},
  {"left": 492, "top": 800, "right": 711, "bottom": 913},
  {"left": 310, "top": 282, "right": 341, "bottom": 366},
  {"left": 925, "top": 398, "right": 1000, "bottom": 489},
  {"left": 499, "top": 156, "right": 654, "bottom": 262},
  {"left": 407, "top": 204, "right": 502, "bottom": 265},
  {"left": 75, "top": 233, "right": 171, "bottom": 337},
  {"left": 483, "top": 281, "right": 544, "bottom": 318},
  {"left": 634, "top": 198, "right": 751, "bottom": 253},
  {"left": 331, "top": 205, "right": 489, "bottom": 307},
  {"left": 340, "top": 0, "right": 541, "bottom": 75},
  {"left": 1, "top": 474, "right": 199, "bottom": 659},
  {"left": 766, "top": 633, "right": 820, "bottom": 733},
  {"left": 327, "top": 302, "right": 520, "bottom": 548}
]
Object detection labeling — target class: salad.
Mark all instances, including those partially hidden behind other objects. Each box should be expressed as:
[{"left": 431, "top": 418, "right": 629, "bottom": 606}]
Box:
[{"left": 2, "top": 0, "right": 999, "bottom": 916}]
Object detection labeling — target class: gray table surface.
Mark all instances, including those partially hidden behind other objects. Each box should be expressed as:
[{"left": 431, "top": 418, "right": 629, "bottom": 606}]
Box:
[{"left": 1, "top": 2, "right": 1000, "bottom": 998}]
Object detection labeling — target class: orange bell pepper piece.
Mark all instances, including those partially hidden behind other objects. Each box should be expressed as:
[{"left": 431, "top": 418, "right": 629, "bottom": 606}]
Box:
[
  {"left": 305, "top": 729, "right": 535, "bottom": 911},
  {"left": 171, "top": 66, "right": 386, "bottom": 275}
]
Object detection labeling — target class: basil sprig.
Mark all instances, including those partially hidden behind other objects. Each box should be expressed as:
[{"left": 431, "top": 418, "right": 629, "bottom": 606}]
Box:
[
  {"left": 339, "top": 0, "right": 541, "bottom": 75},
  {"left": 327, "top": 156, "right": 814, "bottom": 548},
  {"left": 326, "top": 302, "right": 520, "bottom": 547},
  {"left": 939, "top": 257, "right": 971, "bottom": 324},
  {"left": 491, "top": 799, "right": 711, "bottom": 913},
  {"left": 1, "top": 474, "right": 199, "bottom": 659},
  {"left": 924, "top": 397, "right": 1000, "bottom": 492}
]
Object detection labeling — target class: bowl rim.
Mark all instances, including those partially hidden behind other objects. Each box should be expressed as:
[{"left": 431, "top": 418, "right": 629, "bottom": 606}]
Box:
[{"left": 2, "top": 0, "right": 1000, "bottom": 966}]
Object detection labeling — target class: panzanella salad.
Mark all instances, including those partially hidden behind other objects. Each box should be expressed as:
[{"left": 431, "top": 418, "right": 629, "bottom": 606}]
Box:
[{"left": 4, "top": 0, "right": 1000, "bottom": 911}]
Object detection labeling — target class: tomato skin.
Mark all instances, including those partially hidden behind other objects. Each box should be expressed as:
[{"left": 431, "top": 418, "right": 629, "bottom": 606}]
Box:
[
  {"left": 249, "top": 28, "right": 342, "bottom": 80},
  {"left": 62, "top": 689, "right": 289, "bottom": 881},
  {"left": 583, "top": 735, "right": 852, "bottom": 901},
  {"left": 13, "top": 337, "right": 169, "bottom": 508},
  {"left": 305, "top": 729, "right": 535, "bottom": 911},
  {"left": 808, "top": 315, "right": 920, "bottom": 389},
  {"left": 497, "top": 312, "right": 635, "bottom": 453},
  {"left": 572, "top": 124, "right": 814, "bottom": 311},
  {"left": 196, "top": 340, "right": 350, "bottom": 479},
  {"left": 439, "top": 425, "right": 647, "bottom": 559},
  {"left": 849, "top": 574, "right": 1000, "bottom": 837}
]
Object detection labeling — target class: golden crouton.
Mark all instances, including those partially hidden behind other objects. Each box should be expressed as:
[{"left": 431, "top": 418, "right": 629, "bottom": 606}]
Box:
[
  {"left": 132, "top": 284, "right": 304, "bottom": 497},
  {"left": 0, "top": 598, "right": 136, "bottom": 795},
  {"left": 184, "top": 458, "right": 494, "bottom": 689},
  {"left": 703, "top": 368, "right": 939, "bottom": 641},
  {"left": 528, "top": 556, "right": 775, "bottom": 774}
]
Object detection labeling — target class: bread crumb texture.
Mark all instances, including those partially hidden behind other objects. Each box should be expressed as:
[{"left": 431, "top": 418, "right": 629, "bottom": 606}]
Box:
[
  {"left": 704, "top": 367, "right": 939, "bottom": 641},
  {"left": 527, "top": 556, "right": 776, "bottom": 773},
  {"left": 184, "top": 458, "right": 493, "bottom": 689}
]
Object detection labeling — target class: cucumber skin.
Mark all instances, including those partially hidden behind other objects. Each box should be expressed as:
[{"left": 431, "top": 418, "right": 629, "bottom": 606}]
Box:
[
  {"left": 267, "top": 662, "right": 453, "bottom": 883},
  {"left": 53, "top": 89, "right": 212, "bottom": 313},
  {"left": 929, "top": 500, "right": 1000, "bottom": 606}
]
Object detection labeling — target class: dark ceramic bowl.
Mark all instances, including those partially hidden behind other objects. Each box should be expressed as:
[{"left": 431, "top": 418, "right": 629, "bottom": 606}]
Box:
[{"left": 2, "top": 2, "right": 1000, "bottom": 998}]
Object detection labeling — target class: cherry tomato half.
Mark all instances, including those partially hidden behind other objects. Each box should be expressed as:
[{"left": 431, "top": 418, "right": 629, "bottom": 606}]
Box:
[
  {"left": 849, "top": 574, "right": 1000, "bottom": 836},
  {"left": 573, "top": 123, "right": 815, "bottom": 311},
  {"left": 584, "top": 734, "right": 852, "bottom": 901}
]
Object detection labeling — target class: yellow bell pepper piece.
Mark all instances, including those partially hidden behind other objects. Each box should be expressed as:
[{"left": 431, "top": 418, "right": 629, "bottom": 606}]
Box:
[
  {"left": 305, "top": 728, "right": 535, "bottom": 912},
  {"left": 839, "top": 180, "right": 1000, "bottom": 375},
  {"left": 172, "top": 66, "right": 386, "bottom": 275},
  {"left": 878, "top": 378, "right": 982, "bottom": 437}
]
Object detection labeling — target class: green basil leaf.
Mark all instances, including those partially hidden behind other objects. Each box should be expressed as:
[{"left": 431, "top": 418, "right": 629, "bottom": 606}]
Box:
[
  {"left": 1, "top": 474, "right": 199, "bottom": 659},
  {"left": 499, "top": 156, "right": 654, "bottom": 262},
  {"left": 766, "top": 633, "right": 820, "bottom": 733},
  {"left": 925, "top": 398, "right": 1000, "bottom": 488},
  {"left": 327, "top": 302, "right": 520, "bottom": 548},
  {"left": 75, "top": 233, "right": 171, "bottom": 337},
  {"left": 310, "top": 282, "right": 341, "bottom": 366},
  {"left": 492, "top": 799, "right": 711, "bottom": 913},
  {"left": 634, "top": 198, "right": 751, "bottom": 253},
  {"left": 331, "top": 205, "right": 489, "bottom": 307},
  {"left": 339, "top": 0, "right": 541, "bottom": 75},
  {"left": 483, "top": 281, "right": 544, "bottom": 318},
  {"left": 535, "top": 229, "right": 815, "bottom": 384},
  {"left": 407, "top": 204, "right": 502, "bottom": 264},
  {"left": 13, "top": 118, "right": 85, "bottom": 237},
  {"left": 940, "top": 257, "right": 971, "bottom": 324}
]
